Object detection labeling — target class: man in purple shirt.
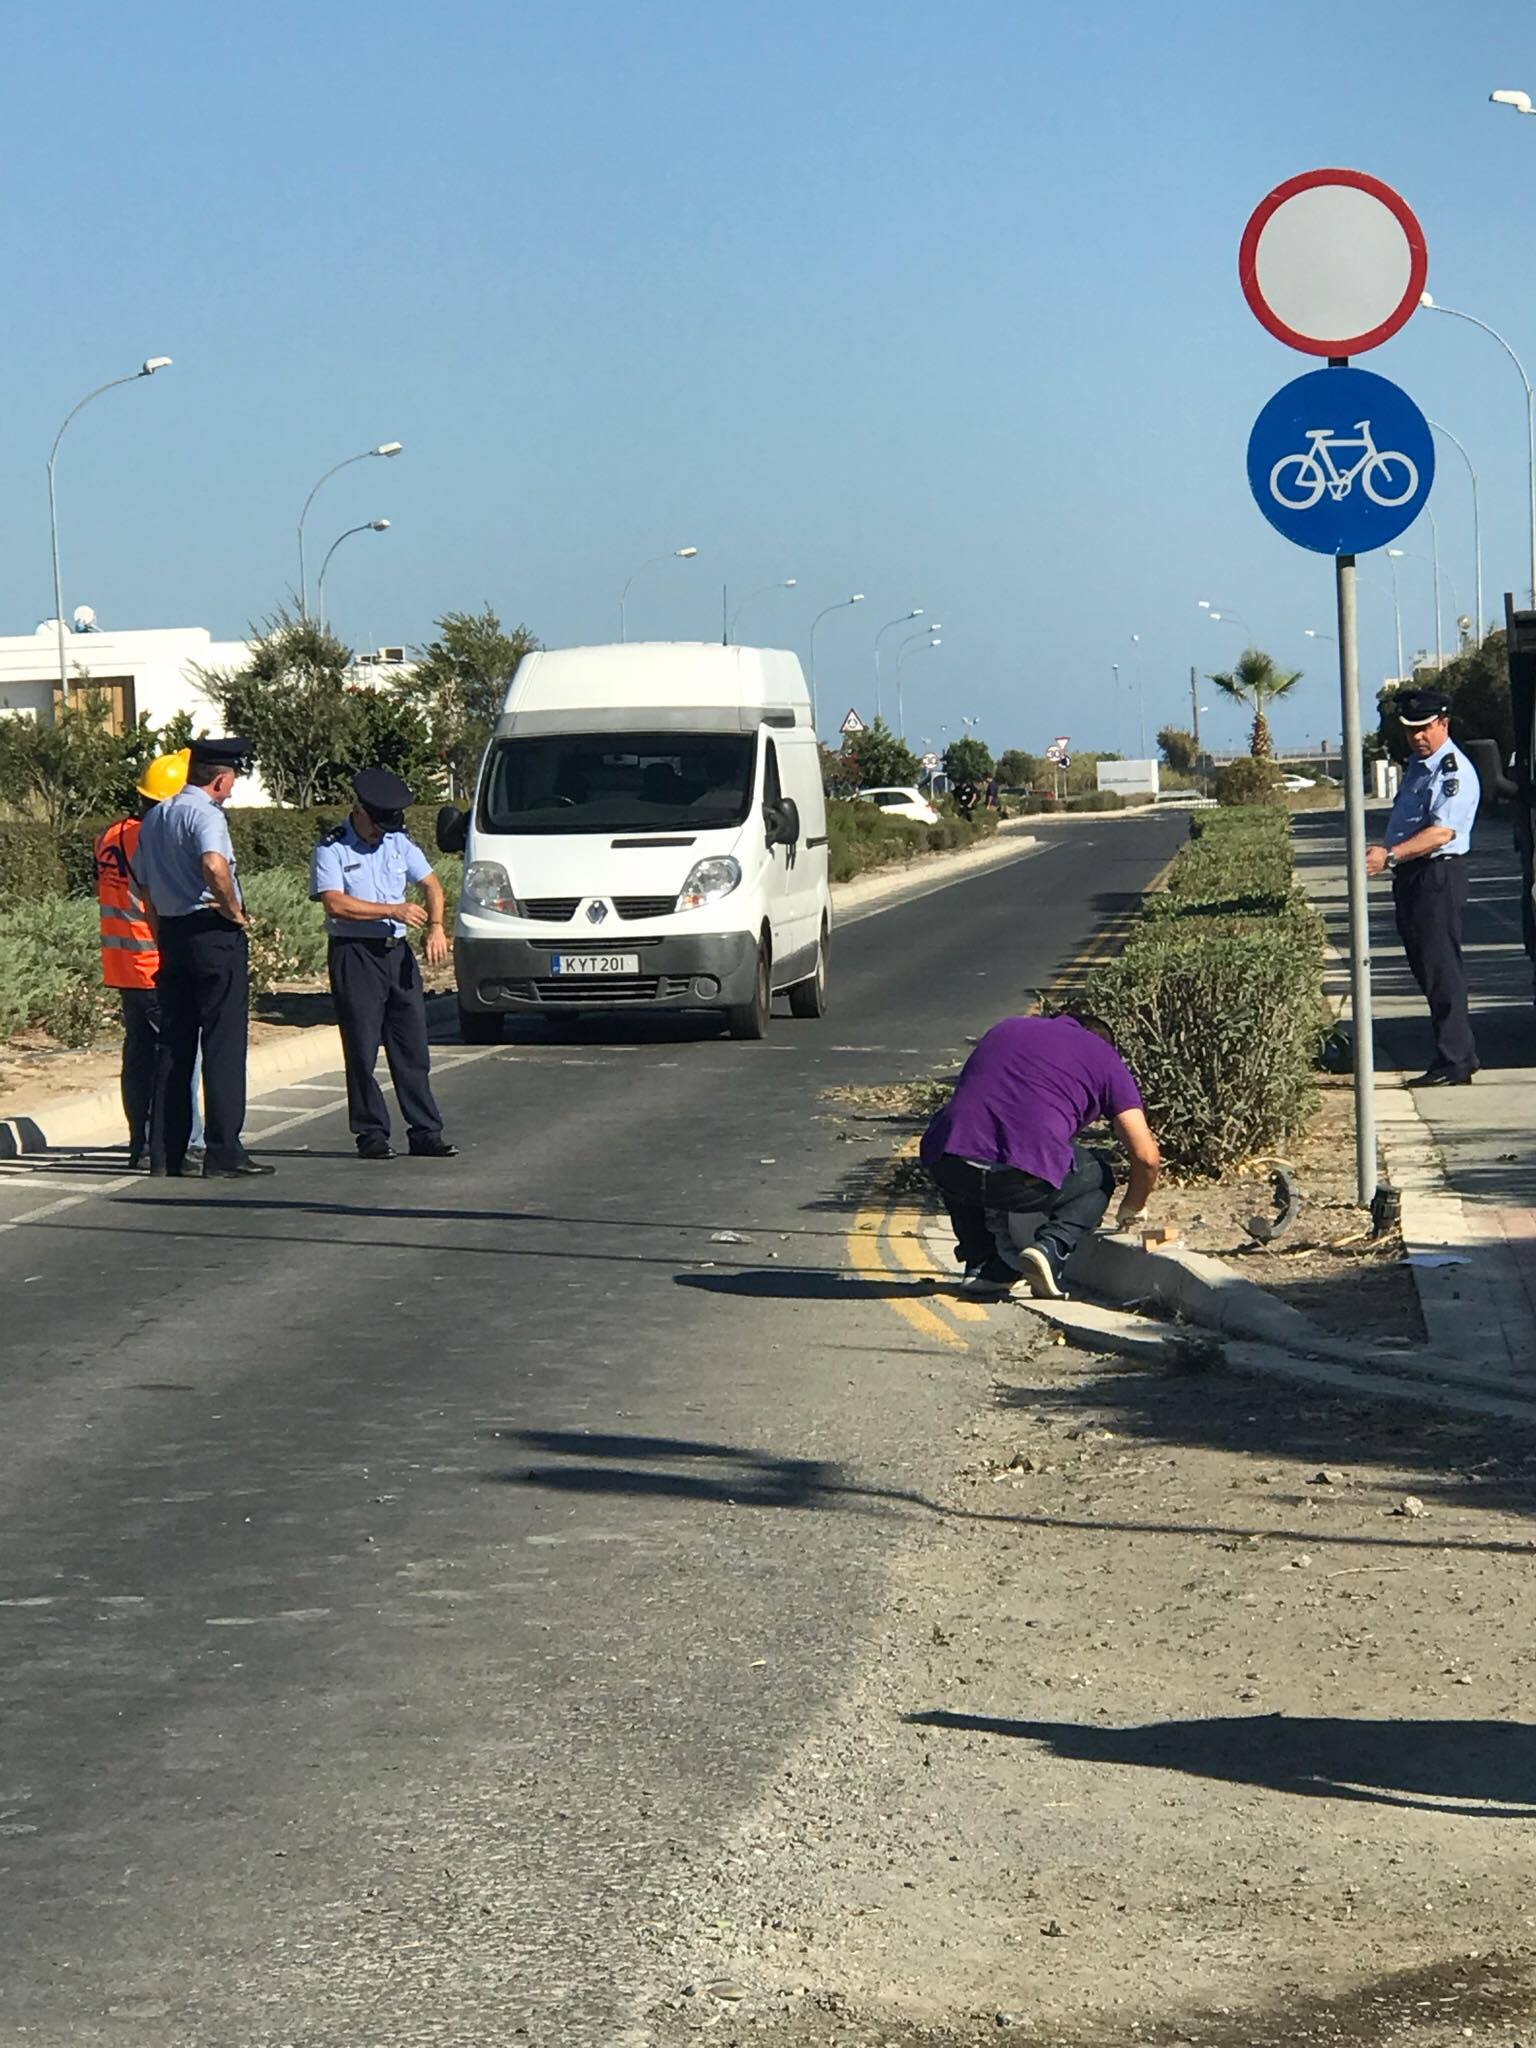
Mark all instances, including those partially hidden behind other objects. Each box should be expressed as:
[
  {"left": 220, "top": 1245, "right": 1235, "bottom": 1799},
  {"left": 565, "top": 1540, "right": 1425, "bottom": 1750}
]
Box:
[{"left": 920, "top": 1008, "right": 1161, "bottom": 1298}]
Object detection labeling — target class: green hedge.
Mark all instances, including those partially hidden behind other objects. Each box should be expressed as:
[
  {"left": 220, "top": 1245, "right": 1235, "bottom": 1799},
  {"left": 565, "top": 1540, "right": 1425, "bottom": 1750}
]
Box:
[
  {"left": 9, "top": 803, "right": 452, "bottom": 900},
  {"left": 825, "top": 799, "right": 996, "bottom": 884},
  {"left": 1083, "top": 805, "right": 1325, "bottom": 1175},
  {"left": 0, "top": 855, "right": 462, "bottom": 1048}
]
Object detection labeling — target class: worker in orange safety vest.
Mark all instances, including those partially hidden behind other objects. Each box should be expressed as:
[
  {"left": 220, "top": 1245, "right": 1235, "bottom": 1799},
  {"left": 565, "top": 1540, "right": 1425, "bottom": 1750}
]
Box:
[{"left": 94, "top": 749, "right": 204, "bottom": 1167}]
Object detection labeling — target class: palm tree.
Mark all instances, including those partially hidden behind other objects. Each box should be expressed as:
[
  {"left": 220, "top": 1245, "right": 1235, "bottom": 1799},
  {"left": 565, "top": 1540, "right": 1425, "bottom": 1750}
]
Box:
[{"left": 1207, "top": 647, "right": 1301, "bottom": 760}]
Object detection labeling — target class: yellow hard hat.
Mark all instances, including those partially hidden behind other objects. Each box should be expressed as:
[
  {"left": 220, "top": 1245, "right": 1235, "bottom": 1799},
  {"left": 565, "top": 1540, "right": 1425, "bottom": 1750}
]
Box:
[{"left": 136, "top": 748, "right": 191, "bottom": 802}]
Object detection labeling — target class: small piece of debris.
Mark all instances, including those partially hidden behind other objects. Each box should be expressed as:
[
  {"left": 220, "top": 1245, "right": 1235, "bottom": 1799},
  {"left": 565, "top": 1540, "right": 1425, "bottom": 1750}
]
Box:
[
  {"left": 709, "top": 1232, "right": 747, "bottom": 1245},
  {"left": 1394, "top": 1495, "right": 1426, "bottom": 1518},
  {"left": 704, "top": 1980, "right": 747, "bottom": 2001},
  {"left": 1312, "top": 1469, "right": 1345, "bottom": 1487}
]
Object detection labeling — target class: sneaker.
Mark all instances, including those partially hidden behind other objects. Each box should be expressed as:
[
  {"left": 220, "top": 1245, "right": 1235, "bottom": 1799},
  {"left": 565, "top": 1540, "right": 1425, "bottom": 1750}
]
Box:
[
  {"left": 1016, "top": 1243, "right": 1066, "bottom": 1300},
  {"left": 965, "top": 1256, "right": 1022, "bottom": 1298}
]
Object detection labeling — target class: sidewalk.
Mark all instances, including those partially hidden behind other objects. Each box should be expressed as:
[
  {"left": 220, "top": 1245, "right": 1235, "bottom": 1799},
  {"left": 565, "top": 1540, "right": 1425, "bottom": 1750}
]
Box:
[{"left": 1292, "top": 808, "right": 1536, "bottom": 1390}]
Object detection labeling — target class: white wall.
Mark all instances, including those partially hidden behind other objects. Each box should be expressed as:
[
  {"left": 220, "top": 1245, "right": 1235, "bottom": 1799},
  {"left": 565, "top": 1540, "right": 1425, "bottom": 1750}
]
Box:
[{"left": 0, "top": 623, "right": 270, "bottom": 801}]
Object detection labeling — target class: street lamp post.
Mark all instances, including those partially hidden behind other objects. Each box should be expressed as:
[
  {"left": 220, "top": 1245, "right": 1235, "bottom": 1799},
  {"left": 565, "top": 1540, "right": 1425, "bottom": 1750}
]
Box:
[
  {"left": 1427, "top": 418, "right": 1483, "bottom": 640},
  {"left": 728, "top": 578, "right": 796, "bottom": 642},
  {"left": 48, "top": 357, "right": 173, "bottom": 707},
  {"left": 1129, "top": 631, "right": 1148, "bottom": 756},
  {"left": 619, "top": 546, "right": 698, "bottom": 643},
  {"left": 894, "top": 628, "right": 941, "bottom": 741},
  {"left": 1386, "top": 549, "right": 1408, "bottom": 679},
  {"left": 1420, "top": 293, "right": 1535, "bottom": 606},
  {"left": 297, "top": 442, "right": 402, "bottom": 620},
  {"left": 317, "top": 520, "right": 390, "bottom": 632},
  {"left": 873, "top": 609, "right": 923, "bottom": 724},
  {"left": 808, "top": 594, "right": 865, "bottom": 734}
]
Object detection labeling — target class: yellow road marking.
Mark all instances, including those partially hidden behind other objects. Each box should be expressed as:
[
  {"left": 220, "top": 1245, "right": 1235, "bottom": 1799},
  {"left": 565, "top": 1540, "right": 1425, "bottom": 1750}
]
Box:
[
  {"left": 846, "top": 1195, "right": 966, "bottom": 1348},
  {"left": 884, "top": 1206, "right": 990, "bottom": 1321}
]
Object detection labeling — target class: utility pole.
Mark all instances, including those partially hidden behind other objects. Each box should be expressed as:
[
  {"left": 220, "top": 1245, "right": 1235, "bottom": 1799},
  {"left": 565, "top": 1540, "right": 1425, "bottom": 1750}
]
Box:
[{"left": 1190, "top": 665, "right": 1201, "bottom": 752}]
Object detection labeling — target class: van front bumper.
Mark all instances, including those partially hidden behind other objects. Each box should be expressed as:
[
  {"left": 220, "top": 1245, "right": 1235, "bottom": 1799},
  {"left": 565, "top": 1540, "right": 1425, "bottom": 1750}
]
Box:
[{"left": 455, "top": 931, "right": 761, "bottom": 1012}]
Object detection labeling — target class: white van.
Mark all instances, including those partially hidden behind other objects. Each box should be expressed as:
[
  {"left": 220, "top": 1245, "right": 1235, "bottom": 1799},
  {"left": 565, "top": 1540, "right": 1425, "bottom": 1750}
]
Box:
[{"left": 441, "top": 643, "right": 832, "bottom": 1041}]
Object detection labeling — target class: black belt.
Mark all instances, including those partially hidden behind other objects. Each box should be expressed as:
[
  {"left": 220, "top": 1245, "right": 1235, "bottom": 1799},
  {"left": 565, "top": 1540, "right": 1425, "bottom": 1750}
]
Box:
[
  {"left": 328, "top": 933, "right": 405, "bottom": 949},
  {"left": 158, "top": 909, "right": 244, "bottom": 934}
]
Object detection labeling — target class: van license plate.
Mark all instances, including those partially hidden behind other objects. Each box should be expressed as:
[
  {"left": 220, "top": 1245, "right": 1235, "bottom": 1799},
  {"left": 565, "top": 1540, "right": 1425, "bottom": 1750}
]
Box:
[{"left": 550, "top": 953, "right": 640, "bottom": 976}]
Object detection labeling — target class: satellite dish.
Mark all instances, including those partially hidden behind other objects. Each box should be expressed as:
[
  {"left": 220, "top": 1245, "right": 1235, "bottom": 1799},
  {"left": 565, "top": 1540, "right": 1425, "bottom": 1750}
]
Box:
[{"left": 72, "top": 605, "right": 97, "bottom": 631}]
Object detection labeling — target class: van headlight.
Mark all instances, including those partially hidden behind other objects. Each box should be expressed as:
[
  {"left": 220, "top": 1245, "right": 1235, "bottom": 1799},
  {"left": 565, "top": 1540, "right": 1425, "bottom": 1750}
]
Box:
[
  {"left": 462, "top": 860, "right": 518, "bottom": 913},
  {"left": 677, "top": 855, "right": 742, "bottom": 910}
]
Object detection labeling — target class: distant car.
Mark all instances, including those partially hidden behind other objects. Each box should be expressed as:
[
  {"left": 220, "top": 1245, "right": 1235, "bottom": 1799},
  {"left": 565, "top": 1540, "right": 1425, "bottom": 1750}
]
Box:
[
  {"left": 1281, "top": 773, "right": 1317, "bottom": 791},
  {"left": 857, "top": 785, "right": 941, "bottom": 826},
  {"left": 1315, "top": 772, "right": 1340, "bottom": 786}
]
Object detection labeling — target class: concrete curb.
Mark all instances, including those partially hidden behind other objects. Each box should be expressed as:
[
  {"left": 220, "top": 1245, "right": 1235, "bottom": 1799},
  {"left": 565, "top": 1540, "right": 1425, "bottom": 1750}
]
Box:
[
  {"left": 0, "top": 830, "right": 1047, "bottom": 1158},
  {"left": 1016, "top": 1295, "right": 1536, "bottom": 1423},
  {"left": 921, "top": 1208, "right": 1534, "bottom": 1405}
]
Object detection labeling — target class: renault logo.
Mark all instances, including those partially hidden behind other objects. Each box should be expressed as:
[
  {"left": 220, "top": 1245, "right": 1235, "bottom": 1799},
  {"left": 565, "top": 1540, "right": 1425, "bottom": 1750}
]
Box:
[{"left": 586, "top": 900, "right": 609, "bottom": 926}]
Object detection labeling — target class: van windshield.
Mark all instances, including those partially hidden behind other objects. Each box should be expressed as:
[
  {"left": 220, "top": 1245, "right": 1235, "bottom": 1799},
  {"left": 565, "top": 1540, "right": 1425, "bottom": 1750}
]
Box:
[{"left": 479, "top": 732, "right": 757, "bottom": 835}]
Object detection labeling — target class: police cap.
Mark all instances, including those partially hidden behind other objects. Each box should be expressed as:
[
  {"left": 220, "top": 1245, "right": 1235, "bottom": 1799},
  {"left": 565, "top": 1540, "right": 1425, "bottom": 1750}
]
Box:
[
  {"left": 188, "top": 736, "right": 251, "bottom": 770},
  {"left": 1395, "top": 687, "right": 1452, "bottom": 729},
  {"left": 353, "top": 766, "right": 414, "bottom": 826}
]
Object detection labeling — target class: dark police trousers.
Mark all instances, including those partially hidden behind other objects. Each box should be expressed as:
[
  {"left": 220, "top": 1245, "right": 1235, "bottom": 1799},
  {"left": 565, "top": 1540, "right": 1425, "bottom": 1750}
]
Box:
[
  {"left": 1393, "top": 856, "right": 1477, "bottom": 1077},
  {"left": 119, "top": 987, "right": 160, "bottom": 1161},
  {"left": 150, "top": 912, "right": 249, "bottom": 1171},
  {"left": 929, "top": 1146, "right": 1114, "bottom": 1271},
  {"left": 328, "top": 937, "right": 443, "bottom": 1142}
]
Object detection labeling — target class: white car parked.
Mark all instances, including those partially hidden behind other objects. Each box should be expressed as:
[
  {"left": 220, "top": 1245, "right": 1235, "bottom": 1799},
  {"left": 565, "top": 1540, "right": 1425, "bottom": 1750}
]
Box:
[
  {"left": 857, "top": 785, "right": 941, "bottom": 826},
  {"left": 1280, "top": 773, "right": 1316, "bottom": 791}
]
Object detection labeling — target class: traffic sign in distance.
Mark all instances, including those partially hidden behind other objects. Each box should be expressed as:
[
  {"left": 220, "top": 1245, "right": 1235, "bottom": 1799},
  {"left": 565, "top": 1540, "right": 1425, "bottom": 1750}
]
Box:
[
  {"left": 1246, "top": 364, "right": 1433, "bottom": 555},
  {"left": 839, "top": 708, "right": 866, "bottom": 736},
  {"left": 1044, "top": 736, "right": 1070, "bottom": 764},
  {"left": 1239, "top": 169, "right": 1427, "bottom": 358},
  {"left": 921, "top": 750, "right": 941, "bottom": 770}
]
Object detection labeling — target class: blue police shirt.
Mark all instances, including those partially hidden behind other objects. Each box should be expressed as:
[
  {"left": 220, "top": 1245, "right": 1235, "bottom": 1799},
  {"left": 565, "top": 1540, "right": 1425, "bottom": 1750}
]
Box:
[
  {"left": 1385, "top": 737, "right": 1481, "bottom": 860},
  {"left": 310, "top": 819, "right": 433, "bottom": 938},
  {"left": 134, "top": 785, "right": 243, "bottom": 916}
]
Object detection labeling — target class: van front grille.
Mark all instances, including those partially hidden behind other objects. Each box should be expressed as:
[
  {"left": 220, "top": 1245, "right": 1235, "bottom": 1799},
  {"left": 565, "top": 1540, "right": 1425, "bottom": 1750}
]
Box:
[
  {"left": 518, "top": 897, "right": 580, "bottom": 923},
  {"left": 496, "top": 974, "right": 696, "bottom": 1006},
  {"left": 613, "top": 895, "right": 677, "bottom": 920}
]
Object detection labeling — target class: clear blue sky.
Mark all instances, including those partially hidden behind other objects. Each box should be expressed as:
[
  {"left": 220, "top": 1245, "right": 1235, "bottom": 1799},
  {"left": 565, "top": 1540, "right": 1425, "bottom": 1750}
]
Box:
[{"left": 4, "top": 0, "right": 1534, "bottom": 757}]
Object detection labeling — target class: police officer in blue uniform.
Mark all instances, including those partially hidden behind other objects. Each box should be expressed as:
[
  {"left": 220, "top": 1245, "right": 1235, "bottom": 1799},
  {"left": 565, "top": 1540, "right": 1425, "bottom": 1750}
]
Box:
[
  {"left": 310, "top": 768, "right": 458, "bottom": 1161},
  {"left": 1366, "top": 687, "right": 1482, "bottom": 1086},
  {"left": 135, "top": 736, "right": 276, "bottom": 1177}
]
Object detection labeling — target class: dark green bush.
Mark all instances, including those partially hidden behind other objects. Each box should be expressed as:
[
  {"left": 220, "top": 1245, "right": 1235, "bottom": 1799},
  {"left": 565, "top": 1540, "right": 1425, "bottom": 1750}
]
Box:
[
  {"left": 1084, "top": 803, "right": 1325, "bottom": 1175},
  {"left": 1064, "top": 790, "right": 1126, "bottom": 813},
  {"left": 0, "top": 822, "right": 68, "bottom": 900},
  {"left": 1215, "top": 756, "right": 1284, "bottom": 807}
]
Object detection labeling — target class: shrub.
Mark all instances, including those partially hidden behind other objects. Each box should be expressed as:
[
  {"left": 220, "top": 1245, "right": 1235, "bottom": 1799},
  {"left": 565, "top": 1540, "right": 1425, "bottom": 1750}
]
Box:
[
  {"left": 1064, "top": 790, "right": 1125, "bottom": 813},
  {"left": 1083, "top": 804, "right": 1326, "bottom": 1175},
  {"left": 1215, "top": 756, "right": 1284, "bottom": 806},
  {"left": 242, "top": 870, "right": 330, "bottom": 985},
  {"left": 0, "top": 822, "right": 68, "bottom": 900},
  {"left": 0, "top": 897, "right": 116, "bottom": 1047}
]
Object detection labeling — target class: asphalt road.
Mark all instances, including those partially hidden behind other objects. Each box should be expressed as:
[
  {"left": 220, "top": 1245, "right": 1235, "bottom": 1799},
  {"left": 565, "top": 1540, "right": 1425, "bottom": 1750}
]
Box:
[{"left": 1, "top": 810, "right": 1185, "bottom": 2047}]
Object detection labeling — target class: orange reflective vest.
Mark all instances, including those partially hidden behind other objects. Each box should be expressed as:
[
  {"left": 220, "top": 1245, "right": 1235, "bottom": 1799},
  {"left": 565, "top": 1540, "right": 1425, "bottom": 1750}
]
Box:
[{"left": 94, "top": 816, "right": 159, "bottom": 990}]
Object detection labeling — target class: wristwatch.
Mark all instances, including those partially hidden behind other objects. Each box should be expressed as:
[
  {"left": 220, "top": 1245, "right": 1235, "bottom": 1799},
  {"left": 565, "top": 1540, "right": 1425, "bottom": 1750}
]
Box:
[{"left": 1385, "top": 850, "right": 1398, "bottom": 872}]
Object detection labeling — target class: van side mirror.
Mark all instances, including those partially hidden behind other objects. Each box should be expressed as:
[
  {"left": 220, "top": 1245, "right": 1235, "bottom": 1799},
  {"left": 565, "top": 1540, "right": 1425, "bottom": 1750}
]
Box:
[
  {"left": 436, "top": 805, "right": 468, "bottom": 855},
  {"left": 764, "top": 796, "right": 800, "bottom": 847}
]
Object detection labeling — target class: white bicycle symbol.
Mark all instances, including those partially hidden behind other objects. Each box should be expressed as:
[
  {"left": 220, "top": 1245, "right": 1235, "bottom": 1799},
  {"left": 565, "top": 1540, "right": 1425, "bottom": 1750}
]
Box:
[{"left": 1269, "top": 419, "right": 1419, "bottom": 510}]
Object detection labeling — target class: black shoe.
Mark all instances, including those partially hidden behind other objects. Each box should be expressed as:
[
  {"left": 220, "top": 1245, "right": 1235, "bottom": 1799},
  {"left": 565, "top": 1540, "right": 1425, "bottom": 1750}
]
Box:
[
  {"left": 148, "top": 1162, "right": 183, "bottom": 1178},
  {"left": 356, "top": 1135, "right": 394, "bottom": 1160},
  {"left": 1017, "top": 1241, "right": 1068, "bottom": 1300},
  {"left": 202, "top": 1155, "right": 277, "bottom": 1177},
  {"left": 127, "top": 1151, "right": 145, "bottom": 1171},
  {"left": 407, "top": 1135, "right": 458, "bottom": 1158},
  {"left": 1407, "top": 1068, "right": 1475, "bottom": 1088},
  {"left": 965, "top": 1256, "right": 1022, "bottom": 1298}
]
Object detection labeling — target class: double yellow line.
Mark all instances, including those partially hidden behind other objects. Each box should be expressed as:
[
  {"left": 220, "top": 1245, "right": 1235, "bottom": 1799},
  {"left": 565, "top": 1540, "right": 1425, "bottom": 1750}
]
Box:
[{"left": 844, "top": 857, "right": 1177, "bottom": 1347}]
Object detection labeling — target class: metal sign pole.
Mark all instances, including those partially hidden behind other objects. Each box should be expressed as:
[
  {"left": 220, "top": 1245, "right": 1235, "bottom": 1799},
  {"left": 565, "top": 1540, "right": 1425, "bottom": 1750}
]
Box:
[{"left": 1335, "top": 549, "right": 1378, "bottom": 1205}]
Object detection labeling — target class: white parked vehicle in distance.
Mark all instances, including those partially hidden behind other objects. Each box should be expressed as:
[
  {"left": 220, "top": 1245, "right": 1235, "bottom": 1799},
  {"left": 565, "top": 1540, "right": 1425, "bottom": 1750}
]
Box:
[
  {"left": 1281, "top": 773, "right": 1317, "bottom": 791},
  {"left": 856, "top": 785, "right": 941, "bottom": 826},
  {"left": 438, "top": 643, "right": 832, "bottom": 1042}
]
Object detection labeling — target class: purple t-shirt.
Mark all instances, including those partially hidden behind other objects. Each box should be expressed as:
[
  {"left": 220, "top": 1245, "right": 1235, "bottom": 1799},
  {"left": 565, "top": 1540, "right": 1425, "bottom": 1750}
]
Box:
[{"left": 919, "top": 1015, "right": 1144, "bottom": 1188}]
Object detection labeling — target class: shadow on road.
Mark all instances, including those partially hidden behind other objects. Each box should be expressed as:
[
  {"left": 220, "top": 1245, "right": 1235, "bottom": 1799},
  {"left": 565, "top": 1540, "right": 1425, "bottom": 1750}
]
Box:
[{"left": 903, "top": 1708, "right": 1536, "bottom": 1817}]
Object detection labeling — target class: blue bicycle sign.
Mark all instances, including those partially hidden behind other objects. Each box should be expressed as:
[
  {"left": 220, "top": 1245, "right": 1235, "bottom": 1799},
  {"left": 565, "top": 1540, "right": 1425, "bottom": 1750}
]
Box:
[{"left": 1247, "top": 365, "right": 1433, "bottom": 555}]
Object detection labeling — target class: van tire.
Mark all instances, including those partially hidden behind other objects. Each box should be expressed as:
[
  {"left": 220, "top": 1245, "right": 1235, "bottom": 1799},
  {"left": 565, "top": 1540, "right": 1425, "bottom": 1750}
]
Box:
[
  {"left": 726, "top": 940, "right": 772, "bottom": 1040},
  {"left": 787, "top": 928, "right": 829, "bottom": 1018},
  {"left": 459, "top": 1005, "right": 504, "bottom": 1045}
]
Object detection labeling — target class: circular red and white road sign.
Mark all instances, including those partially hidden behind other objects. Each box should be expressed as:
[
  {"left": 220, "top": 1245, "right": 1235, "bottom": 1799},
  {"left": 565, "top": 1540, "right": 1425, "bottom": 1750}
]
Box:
[{"left": 1239, "top": 169, "right": 1427, "bottom": 357}]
